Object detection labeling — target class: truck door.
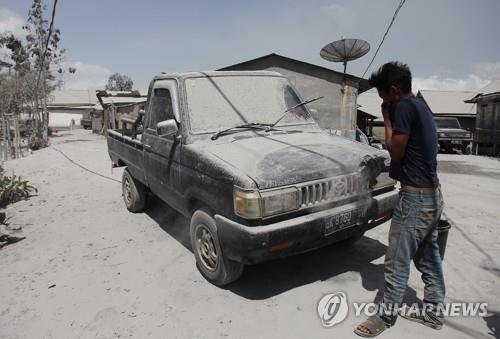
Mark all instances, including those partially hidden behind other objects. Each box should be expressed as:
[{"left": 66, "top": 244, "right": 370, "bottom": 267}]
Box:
[{"left": 142, "top": 79, "right": 183, "bottom": 209}]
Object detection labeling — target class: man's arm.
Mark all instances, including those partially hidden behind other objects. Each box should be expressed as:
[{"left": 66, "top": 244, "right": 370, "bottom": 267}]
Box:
[{"left": 382, "top": 103, "right": 409, "bottom": 161}]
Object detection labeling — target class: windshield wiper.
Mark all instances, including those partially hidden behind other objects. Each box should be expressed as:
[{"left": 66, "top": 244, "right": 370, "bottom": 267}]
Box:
[
  {"left": 265, "top": 96, "right": 324, "bottom": 131},
  {"left": 210, "top": 96, "right": 323, "bottom": 140},
  {"left": 211, "top": 122, "right": 273, "bottom": 140}
]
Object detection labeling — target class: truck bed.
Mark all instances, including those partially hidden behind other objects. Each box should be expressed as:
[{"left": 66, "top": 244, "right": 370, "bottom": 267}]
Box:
[{"left": 107, "top": 129, "right": 147, "bottom": 184}]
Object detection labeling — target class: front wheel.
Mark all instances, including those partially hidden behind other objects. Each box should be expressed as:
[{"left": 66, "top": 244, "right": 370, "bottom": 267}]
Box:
[
  {"left": 462, "top": 143, "right": 471, "bottom": 155},
  {"left": 190, "top": 208, "right": 244, "bottom": 286}
]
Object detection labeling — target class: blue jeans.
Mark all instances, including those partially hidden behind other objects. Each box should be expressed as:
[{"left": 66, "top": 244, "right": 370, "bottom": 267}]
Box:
[{"left": 379, "top": 186, "right": 445, "bottom": 324}]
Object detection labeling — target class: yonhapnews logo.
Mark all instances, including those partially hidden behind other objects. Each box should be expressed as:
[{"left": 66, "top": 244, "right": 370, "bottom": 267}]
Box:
[
  {"left": 317, "top": 292, "right": 349, "bottom": 327},
  {"left": 317, "top": 291, "right": 489, "bottom": 328}
]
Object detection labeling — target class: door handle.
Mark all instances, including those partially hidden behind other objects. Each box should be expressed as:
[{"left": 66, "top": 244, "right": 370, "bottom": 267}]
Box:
[{"left": 144, "top": 144, "right": 152, "bottom": 150}]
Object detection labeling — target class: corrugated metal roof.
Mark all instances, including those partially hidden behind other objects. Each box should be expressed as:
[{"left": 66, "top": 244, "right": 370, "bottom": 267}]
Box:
[
  {"left": 48, "top": 89, "right": 98, "bottom": 105},
  {"left": 471, "top": 77, "right": 500, "bottom": 98},
  {"left": 357, "top": 88, "right": 383, "bottom": 121},
  {"left": 100, "top": 97, "right": 147, "bottom": 105},
  {"left": 153, "top": 70, "right": 283, "bottom": 81},
  {"left": 418, "top": 90, "right": 476, "bottom": 115}
]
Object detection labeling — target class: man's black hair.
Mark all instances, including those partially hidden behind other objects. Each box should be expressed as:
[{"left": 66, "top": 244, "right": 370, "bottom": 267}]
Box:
[{"left": 368, "top": 61, "right": 412, "bottom": 93}]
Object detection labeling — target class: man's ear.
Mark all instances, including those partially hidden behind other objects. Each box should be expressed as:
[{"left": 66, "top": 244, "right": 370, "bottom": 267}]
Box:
[{"left": 390, "top": 85, "right": 402, "bottom": 100}]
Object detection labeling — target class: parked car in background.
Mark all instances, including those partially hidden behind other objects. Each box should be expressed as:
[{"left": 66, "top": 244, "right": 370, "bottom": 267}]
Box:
[{"left": 434, "top": 117, "right": 472, "bottom": 154}]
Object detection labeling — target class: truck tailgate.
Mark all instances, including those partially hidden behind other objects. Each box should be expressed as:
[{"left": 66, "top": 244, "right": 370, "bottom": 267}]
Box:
[{"left": 107, "top": 130, "right": 147, "bottom": 184}]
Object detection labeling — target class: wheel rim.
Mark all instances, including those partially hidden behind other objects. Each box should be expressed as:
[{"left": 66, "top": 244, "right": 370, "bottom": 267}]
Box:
[
  {"left": 195, "top": 224, "right": 218, "bottom": 272},
  {"left": 123, "top": 176, "right": 132, "bottom": 205}
]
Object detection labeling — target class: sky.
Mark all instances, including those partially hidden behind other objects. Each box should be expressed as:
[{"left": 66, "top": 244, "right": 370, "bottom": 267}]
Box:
[{"left": 0, "top": 0, "right": 499, "bottom": 92}]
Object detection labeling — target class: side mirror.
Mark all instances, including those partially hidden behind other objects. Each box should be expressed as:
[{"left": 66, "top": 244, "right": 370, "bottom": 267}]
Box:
[{"left": 156, "top": 119, "right": 178, "bottom": 138}]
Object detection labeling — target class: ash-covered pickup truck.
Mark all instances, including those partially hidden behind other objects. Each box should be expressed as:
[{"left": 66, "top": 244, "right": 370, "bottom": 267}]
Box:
[{"left": 107, "top": 71, "right": 398, "bottom": 285}]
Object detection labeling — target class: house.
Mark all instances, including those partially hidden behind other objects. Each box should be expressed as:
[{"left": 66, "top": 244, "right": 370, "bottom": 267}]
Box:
[
  {"left": 417, "top": 90, "right": 476, "bottom": 133},
  {"left": 465, "top": 78, "right": 500, "bottom": 155},
  {"left": 218, "top": 53, "right": 370, "bottom": 137},
  {"left": 47, "top": 89, "right": 98, "bottom": 131},
  {"left": 356, "top": 88, "right": 384, "bottom": 142},
  {"left": 95, "top": 90, "right": 147, "bottom": 133}
]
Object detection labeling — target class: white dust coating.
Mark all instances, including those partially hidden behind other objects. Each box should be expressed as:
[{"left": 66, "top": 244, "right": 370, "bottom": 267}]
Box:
[{"left": 185, "top": 76, "right": 313, "bottom": 133}]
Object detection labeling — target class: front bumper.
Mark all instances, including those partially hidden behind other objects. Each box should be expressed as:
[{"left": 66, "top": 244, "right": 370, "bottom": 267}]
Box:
[{"left": 215, "top": 189, "right": 398, "bottom": 264}]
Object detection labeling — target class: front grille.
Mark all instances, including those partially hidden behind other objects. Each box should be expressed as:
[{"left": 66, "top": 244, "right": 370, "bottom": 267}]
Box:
[{"left": 298, "top": 173, "right": 368, "bottom": 208}]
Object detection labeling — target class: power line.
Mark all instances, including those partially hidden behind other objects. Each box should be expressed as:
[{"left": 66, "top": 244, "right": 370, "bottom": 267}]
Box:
[
  {"left": 35, "top": 0, "right": 59, "bottom": 91},
  {"left": 361, "top": 0, "right": 408, "bottom": 79},
  {"left": 51, "top": 145, "right": 121, "bottom": 184}
]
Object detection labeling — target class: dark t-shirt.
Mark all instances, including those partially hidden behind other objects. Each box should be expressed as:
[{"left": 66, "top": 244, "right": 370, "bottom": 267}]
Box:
[{"left": 389, "top": 96, "right": 439, "bottom": 187}]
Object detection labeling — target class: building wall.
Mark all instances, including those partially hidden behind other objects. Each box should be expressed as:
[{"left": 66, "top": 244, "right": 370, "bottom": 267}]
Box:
[
  {"left": 222, "top": 58, "right": 359, "bottom": 133},
  {"left": 48, "top": 108, "right": 90, "bottom": 130},
  {"left": 475, "top": 99, "right": 500, "bottom": 155}
]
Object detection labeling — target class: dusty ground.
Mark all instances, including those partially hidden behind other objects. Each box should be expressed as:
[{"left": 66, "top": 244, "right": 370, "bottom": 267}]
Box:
[{"left": 1, "top": 129, "right": 499, "bottom": 339}]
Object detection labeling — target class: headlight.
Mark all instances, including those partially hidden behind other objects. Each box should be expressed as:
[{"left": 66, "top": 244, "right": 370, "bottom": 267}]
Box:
[
  {"left": 261, "top": 187, "right": 299, "bottom": 216},
  {"left": 465, "top": 133, "right": 471, "bottom": 138},
  {"left": 234, "top": 189, "right": 261, "bottom": 219},
  {"left": 373, "top": 172, "right": 396, "bottom": 190},
  {"left": 234, "top": 187, "right": 300, "bottom": 219},
  {"left": 439, "top": 133, "right": 446, "bottom": 137}
]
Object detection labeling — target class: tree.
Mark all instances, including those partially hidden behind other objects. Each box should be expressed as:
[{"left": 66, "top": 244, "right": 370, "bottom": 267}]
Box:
[
  {"left": 0, "top": 0, "right": 67, "bottom": 155},
  {"left": 105, "top": 73, "right": 134, "bottom": 91},
  {"left": 23, "top": 0, "right": 64, "bottom": 141}
]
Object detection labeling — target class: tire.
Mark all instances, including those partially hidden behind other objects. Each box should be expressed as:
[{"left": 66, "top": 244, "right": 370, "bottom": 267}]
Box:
[
  {"left": 462, "top": 144, "right": 471, "bottom": 155},
  {"left": 190, "top": 208, "right": 244, "bottom": 286},
  {"left": 122, "top": 168, "right": 146, "bottom": 212}
]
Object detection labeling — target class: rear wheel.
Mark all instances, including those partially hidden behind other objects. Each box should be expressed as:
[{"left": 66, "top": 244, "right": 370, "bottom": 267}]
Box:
[
  {"left": 122, "top": 168, "right": 146, "bottom": 212},
  {"left": 190, "top": 208, "right": 244, "bottom": 285}
]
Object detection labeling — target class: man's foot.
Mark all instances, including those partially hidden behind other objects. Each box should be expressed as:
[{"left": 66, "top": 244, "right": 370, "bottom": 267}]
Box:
[
  {"left": 354, "top": 315, "right": 390, "bottom": 337},
  {"left": 399, "top": 306, "right": 444, "bottom": 330}
]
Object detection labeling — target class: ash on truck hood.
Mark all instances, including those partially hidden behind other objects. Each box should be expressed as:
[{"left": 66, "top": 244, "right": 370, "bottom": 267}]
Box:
[{"left": 201, "top": 130, "right": 388, "bottom": 189}]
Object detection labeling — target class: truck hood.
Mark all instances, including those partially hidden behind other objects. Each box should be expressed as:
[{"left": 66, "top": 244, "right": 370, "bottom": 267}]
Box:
[{"left": 202, "top": 131, "right": 387, "bottom": 189}]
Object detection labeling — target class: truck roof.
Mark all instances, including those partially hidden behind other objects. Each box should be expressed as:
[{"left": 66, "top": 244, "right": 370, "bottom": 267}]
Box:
[{"left": 152, "top": 70, "right": 284, "bottom": 81}]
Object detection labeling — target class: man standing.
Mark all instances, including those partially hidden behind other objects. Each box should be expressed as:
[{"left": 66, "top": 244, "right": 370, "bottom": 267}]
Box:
[{"left": 354, "top": 62, "right": 445, "bottom": 337}]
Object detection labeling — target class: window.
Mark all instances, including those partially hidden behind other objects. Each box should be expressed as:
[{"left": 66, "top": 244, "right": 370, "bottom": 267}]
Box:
[{"left": 148, "top": 87, "right": 174, "bottom": 129}]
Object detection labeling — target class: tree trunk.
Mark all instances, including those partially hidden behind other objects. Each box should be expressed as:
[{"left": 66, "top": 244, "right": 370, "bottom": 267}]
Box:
[
  {"left": 2, "top": 114, "right": 8, "bottom": 161},
  {"left": 13, "top": 114, "right": 21, "bottom": 158},
  {"left": 42, "top": 74, "right": 49, "bottom": 141}
]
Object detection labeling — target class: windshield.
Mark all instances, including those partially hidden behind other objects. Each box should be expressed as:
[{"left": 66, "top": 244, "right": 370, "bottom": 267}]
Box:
[
  {"left": 185, "top": 75, "right": 316, "bottom": 133},
  {"left": 434, "top": 118, "right": 461, "bottom": 129}
]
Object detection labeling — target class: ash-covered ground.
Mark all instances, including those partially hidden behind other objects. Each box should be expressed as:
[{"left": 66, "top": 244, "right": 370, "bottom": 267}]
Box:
[{"left": 1, "top": 129, "right": 499, "bottom": 339}]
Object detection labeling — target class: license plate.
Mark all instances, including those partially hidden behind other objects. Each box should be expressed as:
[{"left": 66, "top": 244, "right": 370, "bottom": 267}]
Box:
[
  {"left": 451, "top": 140, "right": 461, "bottom": 144},
  {"left": 324, "top": 208, "right": 365, "bottom": 236}
]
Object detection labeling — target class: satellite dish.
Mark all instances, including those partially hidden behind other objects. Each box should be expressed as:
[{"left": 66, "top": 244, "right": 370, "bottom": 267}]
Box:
[{"left": 320, "top": 38, "right": 370, "bottom": 74}]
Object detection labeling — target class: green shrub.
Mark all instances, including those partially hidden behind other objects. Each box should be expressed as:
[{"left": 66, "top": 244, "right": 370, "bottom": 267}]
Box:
[{"left": 0, "top": 166, "right": 37, "bottom": 208}]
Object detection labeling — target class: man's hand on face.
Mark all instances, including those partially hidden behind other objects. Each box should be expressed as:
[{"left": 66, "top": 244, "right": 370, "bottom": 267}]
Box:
[{"left": 381, "top": 101, "right": 391, "bottom": 121}]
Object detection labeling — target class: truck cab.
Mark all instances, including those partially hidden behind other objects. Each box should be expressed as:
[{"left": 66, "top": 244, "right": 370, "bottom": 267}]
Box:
[{"left": 107, "top": 71, "right": 398, "bottom": 285}]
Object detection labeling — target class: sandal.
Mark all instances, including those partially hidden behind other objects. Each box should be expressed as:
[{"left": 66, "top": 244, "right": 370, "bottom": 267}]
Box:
[
  {"left": 0, "top": 235, "right": 25, "bottom": 248},
  {"left": 354, "top": 315, "right": 390, "bottom": 337},
  {"left": 399, "top": 306, "right": 444, "bottom": 330}
]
